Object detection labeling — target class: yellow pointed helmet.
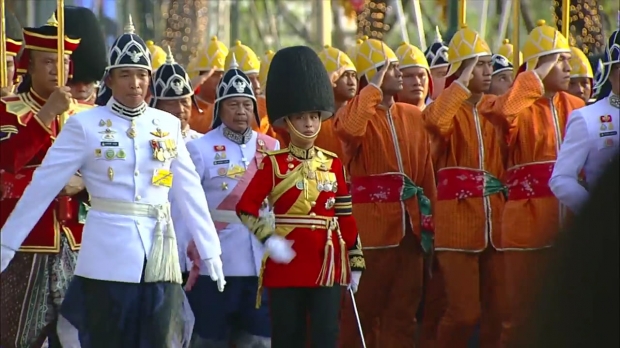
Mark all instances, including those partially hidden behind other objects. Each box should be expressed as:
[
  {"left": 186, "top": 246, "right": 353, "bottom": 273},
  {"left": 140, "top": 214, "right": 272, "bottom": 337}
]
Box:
[
  {"left": 356, "top": 38, "right": 398, "bottom": 81},
  {"left": 346, "top": 37, "right": 365, "bottom": 64},
  {"left": 225, "top": 40, "right": 260, "bottom": 75},
  {"left": 259, "top": 49, "right": 276, "bottom": 91},
  {"left": 192, "top": 36, "right": 229, "bottom": 73},
  {"left": 497, "top": 39, "right": 523, "bottom": 66},
  {"left": 395, "top": 42, "right": 430, "bottom": 71},
  {"left": 146, "top": 40, "right": 167, "bottom": 70},
  {"left": 569, "top": 46, "right": 594, "bottom": 78},
  {"left": 446, "top": 25, "right": 492, "bottom": 77},
  {"left": 522, "top": 20, "right": 570, "bottom": 71},
  {"left": 318, "top": 45, "right": 356, "bottom": 75}
]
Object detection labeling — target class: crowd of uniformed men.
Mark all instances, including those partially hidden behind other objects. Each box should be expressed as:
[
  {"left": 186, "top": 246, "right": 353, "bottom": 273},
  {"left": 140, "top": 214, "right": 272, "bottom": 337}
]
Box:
[{"left": 0, "top": 5, "right": 618, "bottom": 348}]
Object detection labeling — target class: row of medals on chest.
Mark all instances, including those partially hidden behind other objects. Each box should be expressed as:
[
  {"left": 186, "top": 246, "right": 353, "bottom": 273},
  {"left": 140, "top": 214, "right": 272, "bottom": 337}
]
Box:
[
  {"left": 286, "top": 154, "right": 338, "bottom": 193},
  {"left": 99, "top": 118, "right": 177, "bottom": 162}
]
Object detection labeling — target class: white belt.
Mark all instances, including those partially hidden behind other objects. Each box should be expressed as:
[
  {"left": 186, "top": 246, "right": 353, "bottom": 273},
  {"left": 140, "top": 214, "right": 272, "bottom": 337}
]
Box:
[
  {"left": 209, "top": 209, "right": 242, "bottom": 224},
  {"left": 89, "top": 197, "right": 182, "bottom": 284},
  {"left": 90, "top": 198, "right": 170, "bottom": 219}
]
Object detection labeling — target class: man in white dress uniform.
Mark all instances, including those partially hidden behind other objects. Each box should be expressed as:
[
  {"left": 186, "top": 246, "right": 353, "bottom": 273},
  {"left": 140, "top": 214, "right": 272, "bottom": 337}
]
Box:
[
  {"left": 550, "top": 25, "right": 620, "bottom": 213},
  {"left": 0, "top": 18, "right": 225, "bottom": 348},
  {"left": 183, "top": 56, "right": 279, "bottom": 348}
]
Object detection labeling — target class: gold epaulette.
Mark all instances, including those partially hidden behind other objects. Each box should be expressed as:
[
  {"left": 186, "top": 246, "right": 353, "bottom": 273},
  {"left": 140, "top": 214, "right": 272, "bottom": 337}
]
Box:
[
  {"left": 3, "top": 95, "right": 31, "bottom": 122},
  {"left": 260, "top": 148, "right": 289, "bottom": 156},
  {"left": 315, "top": 146, "right": 338, "bottom": 159}
]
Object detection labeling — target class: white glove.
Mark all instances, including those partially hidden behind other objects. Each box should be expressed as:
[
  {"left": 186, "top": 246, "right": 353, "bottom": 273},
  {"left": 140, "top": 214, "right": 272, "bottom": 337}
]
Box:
[
  {"left": 204, "top": 257, "right": 226, "bottom": 292},
  {"left": 265, "top": 235, "right": 296, "bottom": 264},
  {"left": 1, "top": 245, "right": 15, "bottom": 273},
  {"left": 348, "top": 271, "right": 362, "bottom": 293}
]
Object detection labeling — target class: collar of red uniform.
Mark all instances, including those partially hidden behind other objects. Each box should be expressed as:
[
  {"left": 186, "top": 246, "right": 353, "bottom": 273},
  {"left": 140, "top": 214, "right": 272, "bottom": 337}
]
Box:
[
  {"left": 289, "top": 143, "right": 316, "bottom": 160},
  {"left": 27, "top": 88, "right": 47, "bottom": 106}
]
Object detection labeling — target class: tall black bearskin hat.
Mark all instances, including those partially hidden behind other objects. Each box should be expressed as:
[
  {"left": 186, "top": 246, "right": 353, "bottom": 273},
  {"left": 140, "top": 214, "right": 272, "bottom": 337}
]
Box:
[
  {"left": 491, "top": 54, "right": 513, "bottom": 76},
  {"left": 62, "top": 6, "right": 108, "bottom": 84},
  {"left": 149, "top": 46, "right": 199, "bottom": 110},
  {"left": 265, "top": 46, "right": 335, "bottom": 126},
  {"left": 211, "top": 54, "right": 259, "bottom": 129},
  {"left": 424, "top": 26, "right": 449, "bottom": 69}
]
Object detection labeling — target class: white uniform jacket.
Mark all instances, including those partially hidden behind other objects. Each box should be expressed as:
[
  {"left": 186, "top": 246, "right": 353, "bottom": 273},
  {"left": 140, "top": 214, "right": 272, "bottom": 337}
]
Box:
[
  {"left": 181, "top": 125, "right": 279, "bottom": 276},
  {"left": 550, "top": 96, "right": 619, "bottom": 213},
  {"left": 0, "top": 101, "right": 221, "bottom": 282}
]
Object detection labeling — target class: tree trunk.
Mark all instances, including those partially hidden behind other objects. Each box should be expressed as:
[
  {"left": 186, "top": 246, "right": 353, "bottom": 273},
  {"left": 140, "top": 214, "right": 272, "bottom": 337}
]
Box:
[
  {"left": 553, "top": 0, "right": 606, "bottom": 55},
  {"left": 332, "top": 2, "right": 347, "bottom": 50},
  {"left": 163, "top": 0, "right": 208, "bottom": 66},
  {"left": 520, "top": 0, "right": 536, "bottom": 32}
]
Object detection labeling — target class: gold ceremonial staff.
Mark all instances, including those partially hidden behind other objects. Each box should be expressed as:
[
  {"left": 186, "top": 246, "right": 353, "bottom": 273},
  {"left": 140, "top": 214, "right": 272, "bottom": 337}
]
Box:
[
  {"left": 56, "top": 0, "right": 67, "bottom": 129},
  {"left": 0, "top": 0, "right": 8, "bottom": 88},
  {"left": 512, "top": 0, "right": 520, "bottom": 77},
  {"left": 458, "top": 0, "right": 467, "bottom": 27},
  {"left": 560, "top": 0, "right": 570, "bottom": 41}
]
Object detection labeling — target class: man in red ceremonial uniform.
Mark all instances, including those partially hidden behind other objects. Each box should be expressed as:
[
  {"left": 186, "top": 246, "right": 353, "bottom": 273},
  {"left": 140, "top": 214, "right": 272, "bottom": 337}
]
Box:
[
  {"left": 236, "top": 46, "right": 365, "bottom": 348},
  {"left": 0, "top": 13, "right": 93, "bottom": 348}
]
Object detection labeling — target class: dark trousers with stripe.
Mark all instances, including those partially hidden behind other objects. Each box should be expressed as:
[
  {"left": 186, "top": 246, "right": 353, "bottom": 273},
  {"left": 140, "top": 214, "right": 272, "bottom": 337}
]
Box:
[{"left": 269, "top": 286, "right": 342, "bottom": 348}]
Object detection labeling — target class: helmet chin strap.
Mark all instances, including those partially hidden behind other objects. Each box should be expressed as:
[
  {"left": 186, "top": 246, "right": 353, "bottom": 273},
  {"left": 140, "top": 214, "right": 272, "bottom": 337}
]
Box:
[{"left": 284, "top": 116, "right": 321, "bottom": 145}]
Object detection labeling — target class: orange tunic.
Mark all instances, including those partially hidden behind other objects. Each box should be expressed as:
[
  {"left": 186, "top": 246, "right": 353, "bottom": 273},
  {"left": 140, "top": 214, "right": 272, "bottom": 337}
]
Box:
[
  {"left": 479, "top": 71, "right": 585, "bottom": 249},
  {"left": 423, "top": 82, "right": 507, "bottom": 251},
  {"left": 189, "top": 96, "right": 275, "bottom": 137},
  {"left": 274, "top": 118, "right": 346, "bottom": 161},
  {"left": 333, "top": 84, "right": 437, "bottom": 248}
]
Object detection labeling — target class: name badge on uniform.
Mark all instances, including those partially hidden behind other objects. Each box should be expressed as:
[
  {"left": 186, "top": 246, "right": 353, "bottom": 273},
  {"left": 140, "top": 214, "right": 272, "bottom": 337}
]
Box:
[{"left": 152, "top": 169, "right": 174, "bottom": 187}]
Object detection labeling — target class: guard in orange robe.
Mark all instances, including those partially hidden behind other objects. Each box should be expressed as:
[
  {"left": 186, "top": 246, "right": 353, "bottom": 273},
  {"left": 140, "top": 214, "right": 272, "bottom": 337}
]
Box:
[
  {"left": 395, "top": 41, "right": 432, "bottom": 110},
  {"left": 276, "top": 45, "right": 357, "bottom": 160},
  {"left": 0, "top": 14, "right": 93, "bottom": 348},
  {"left": 188, "top": 36, "right": 228, "bottom": 133},
  {"left": 236, "top": 46, "right": 365, "bottom": 347},
  {"left": 423, "top": 26, "right": 507, "bottom": 348},
  {"left": 567, "top": 46, "right": 594, "bottom": 103},
  {"left": 336, "top": 38, "right": 437, "bottom": 348},
  {"left": 478, "top": 20, "right": 585, "bottom": 347}
]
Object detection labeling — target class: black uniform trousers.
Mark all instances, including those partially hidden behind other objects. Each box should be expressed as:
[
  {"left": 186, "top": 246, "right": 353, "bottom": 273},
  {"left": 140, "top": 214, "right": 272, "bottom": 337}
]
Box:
[{"left": 269, "top": 286, "right": 343, "bottom": 348}]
